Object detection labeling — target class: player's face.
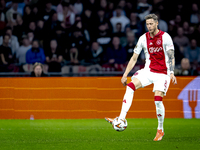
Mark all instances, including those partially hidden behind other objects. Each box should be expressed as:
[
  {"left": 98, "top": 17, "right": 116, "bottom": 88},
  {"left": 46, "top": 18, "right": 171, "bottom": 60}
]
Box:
[{"left": 146, "top": 19, "right": 158, "bottom": 33}]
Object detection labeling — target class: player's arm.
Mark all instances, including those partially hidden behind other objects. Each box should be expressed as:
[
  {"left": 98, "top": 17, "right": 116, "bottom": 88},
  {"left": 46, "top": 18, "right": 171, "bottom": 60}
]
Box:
[
  {"left": 121, "top": 53, "right": 139, "bottom": 86},
  {"left": 167, "top": 49, "right": 177, "bottom": 84}
]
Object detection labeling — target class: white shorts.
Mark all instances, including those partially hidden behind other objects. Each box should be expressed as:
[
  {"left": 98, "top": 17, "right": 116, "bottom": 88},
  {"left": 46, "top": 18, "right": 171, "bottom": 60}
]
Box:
[{"left": 131, "top": 69, "right": 170, "bottom": 95}]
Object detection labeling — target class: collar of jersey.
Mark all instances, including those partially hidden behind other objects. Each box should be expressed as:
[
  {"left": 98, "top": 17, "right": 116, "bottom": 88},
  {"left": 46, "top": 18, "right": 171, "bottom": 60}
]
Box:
[{"left": 147, "top": 30, "right": 161, "bottom": 39}]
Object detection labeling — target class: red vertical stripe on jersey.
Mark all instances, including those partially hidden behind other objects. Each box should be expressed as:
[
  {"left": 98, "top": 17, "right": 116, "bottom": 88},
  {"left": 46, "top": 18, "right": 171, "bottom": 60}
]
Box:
[{"left": 146, "top": 30, "right": 167, "bottom": 75}]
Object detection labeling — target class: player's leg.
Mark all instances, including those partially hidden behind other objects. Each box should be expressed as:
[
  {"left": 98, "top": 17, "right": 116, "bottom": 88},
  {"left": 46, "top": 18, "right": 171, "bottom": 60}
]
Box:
[
  {"left": 154, "top": 90, "right": 165, "bottom": 141},
  {"left": 154, "top": 91, "right": 165, "bottom": 132},
  {"left": 153, "top": 74, "right": 170, "bottom": 141},
  {"left": 105, "top": 78, "right": 142, "bottom": 124},
  {"left": 118, "top": 78, "right": 142, "bottom": 120},
  {"left": 105, "top": 69, "right": 152, "bottom": 123}
]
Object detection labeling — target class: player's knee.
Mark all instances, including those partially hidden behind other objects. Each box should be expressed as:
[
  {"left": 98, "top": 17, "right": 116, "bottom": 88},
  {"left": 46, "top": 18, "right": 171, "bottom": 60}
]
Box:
[
  {"left": 127, "top": 82, "right": 136, "bottom": 91},
  {"left": 155, "top": 91, "right": 164, "bottom": 97}
]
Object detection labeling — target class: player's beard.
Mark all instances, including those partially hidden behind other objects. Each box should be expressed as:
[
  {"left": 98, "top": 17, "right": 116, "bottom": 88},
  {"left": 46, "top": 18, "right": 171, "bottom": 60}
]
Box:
[
  {"left": 149, "top": 27, "right": 156, "bottom": 34},
  {"left": 149, "top": 26, "right": 158, "bottom": 36}
]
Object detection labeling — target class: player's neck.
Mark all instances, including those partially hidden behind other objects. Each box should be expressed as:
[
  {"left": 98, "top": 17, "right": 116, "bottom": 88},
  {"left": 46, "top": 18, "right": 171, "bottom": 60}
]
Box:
[{"left": 150, "top": 29, "right": 159, "bottom": 38}]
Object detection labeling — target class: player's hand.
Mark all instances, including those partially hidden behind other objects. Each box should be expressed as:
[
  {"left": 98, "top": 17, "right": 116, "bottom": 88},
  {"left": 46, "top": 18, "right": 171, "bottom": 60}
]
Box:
[
  {"left": 121, "top": 76, "right": 127, "bottom": 86},
  {"left": 170, "top": 73, "right": 177, "bottom": 85}
]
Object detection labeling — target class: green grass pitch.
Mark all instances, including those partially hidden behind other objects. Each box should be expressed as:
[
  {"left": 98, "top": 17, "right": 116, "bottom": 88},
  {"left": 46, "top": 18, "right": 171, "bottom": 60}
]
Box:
[{"left": 0, "top": 119, "right": 199, "bottom": 150}]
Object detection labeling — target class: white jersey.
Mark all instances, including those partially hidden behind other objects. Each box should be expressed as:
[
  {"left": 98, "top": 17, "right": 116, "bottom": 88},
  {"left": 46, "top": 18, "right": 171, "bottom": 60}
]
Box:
[{"left": 134, "top": 30, "right": 174, "bottom": 75}]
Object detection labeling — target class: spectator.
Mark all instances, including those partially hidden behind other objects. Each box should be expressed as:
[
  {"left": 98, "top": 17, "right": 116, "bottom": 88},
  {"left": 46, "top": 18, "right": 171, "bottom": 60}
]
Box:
[
  {"left": 30, "top": 62, "right": 48, "bottom": 77},
  {"left": 82, "top": 8, "right": 94, "bottom": 37},
  {"left": 73, "top": 15, "right": 90, "bottom": 42},
  {"left": 167, "top": 22, "right": 177, "bottom": 39},
  {"left": 136, "top": 0, "right": 152, "bottom": 21},
  {"left": 21, "top": 0, "right": 30, "bottom": 13},
  {"left": 56, "top": 0, "right": 63, "bottom": 14},
  {"left": 58, "top": 1, "right": 75, "bottom": 29},
  {"left": 85, "top": 41, "right": 104, "bottom": 65},
  {"left": 193, "top": 23, "right": 200, "bottom": 46},
  {"left": 175, "top": 58, "right": 198, "bottom": 76},
  {"left": 103, "top": 36, "right": 127, "bottom": 71},
  {"left": 69, "top": 28, "right": 88, "bottom": 58},
  {"left": 152, "top": 0, "right": 167, "bottom": 21},
  {"left": 73, "top": 0, "right": 83, "bottom": 15},
  {"left": 46, "top": 39, "right": 63, "bottom": 72},
  {"left": 155, "top": 11, "right": 168, "bottom": 32},
  {"left": 31, "top": 4, "right": 40, "bottom": 22},
  {"left": 184, "top": 39, "right": 200, "bottom": 64},
  {"left": 95, "top": 22, "right": 112, "bottom": 50},
  {"left": 0, "top": 26, "right": 19, "bottom": 55},
  {"left": 26, "top": 39, "right": 46, "bottom": 64},
  {"left": 22, "top": 5, "right": 34, "bottom": 28},
  {"left": 35, "top": 20, "right": 45, "bottom": 42},
  {"left": 110, "top": 6, "right": 130, "bottom": 33},
  {"left": 0, "top": 11, "right": 6, "bottom": 35},
  {"left": 0, "top": 0, "right": 8, "bottom": 22},
  {"left": 182, "top": 21, "right": 190, "bottom": 36},
  {"left": 100, "top": 0, "right": 108, "bottom": 11},
  {"left": 124, "top": 31, "right": 136, "bottom": 61},
  {"left": 40, "top": 0, "right": 56, "bottom": 22},
  {"left": 173, "top": 27, "right": 189, "bottom": 54},
  {"left": 124, "top": 1, "right": 135, "bottom": 19},
  {"left": 169, "top": 14, "right": 182, "bottom": 31},
  {"left": 172, "top": 1, "right": 186, "bottom": 20},
  {"left": 105, "top": 1, "right": 114, "bottom": 19},
  {"left": 28, "top": 21, "right": 36, "bottom": 33},
  {"left": 44, "top": 12, "right": 61, "bottom": 33},
  {"left": 94, "top": 8, "right": 112, "bottom": 36},
  {"left": 27, "top": 30, "right": 35, "bottom": 43},
  {"left": 84, "top": 0, "right": 97, "bottom": 12},
  {"left": 16, "top": 35, "right": 32, "bottom": 65},
  {"left": 112, "top": 22, "right": 126, "bottom": 47},
  {"left": 189, "top": 3, "right": 200, "bottom": 26},
  {"left": 6, "top": 1, "right": 21, "bottom": 27},
  {"left": 12, "top": 15, "right": 24, "bottom": 43},
  {"left": 43, "top": 12, "right": 62, "bottom": 49},
  {"left": 52, "top": 24, "right": 67, "bottom": 50},
  {"left": 187, "top": 26, "right": 196, "bottom": 40},
  {"left": 174, "top": 42, "right": 184, "bottom": 65},
  {"left": 112, "top": 0, "right": 126, "bottom": 17},
  {"left": 69, "top": 46, "right": 79, "bottom": 65},
  {"left": 6, "top": 0, "right": 28, "bottom": 15},
  {"left": 125, "top": 12, "right": 143, "bottom": 39},
  {"left": 0, "top": 34, "right": 14, "bottom": 71}
]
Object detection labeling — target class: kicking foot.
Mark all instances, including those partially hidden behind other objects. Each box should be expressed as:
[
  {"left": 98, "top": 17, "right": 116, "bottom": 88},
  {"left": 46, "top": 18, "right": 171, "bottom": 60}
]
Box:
[
  {"left": 105, "top": 117, "right": 114, "bottom": 124},
  {"left": 154, "top": 129, "right": 164, "bottom": 141}
]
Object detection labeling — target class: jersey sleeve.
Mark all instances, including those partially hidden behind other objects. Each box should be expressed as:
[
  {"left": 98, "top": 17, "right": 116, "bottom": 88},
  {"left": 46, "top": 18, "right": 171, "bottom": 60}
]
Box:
[
  {"left": 134, "top": 36, "right": 143, "bottom": 54},
  {"left": 164, "top": 33, "right": 174, "bottom": 51}
]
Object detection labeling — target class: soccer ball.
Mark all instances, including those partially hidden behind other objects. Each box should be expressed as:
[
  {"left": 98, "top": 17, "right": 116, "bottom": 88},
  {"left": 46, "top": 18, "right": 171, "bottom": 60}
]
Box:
[{"left": 112, "top": 117, "right": 127, "bottom": 132}]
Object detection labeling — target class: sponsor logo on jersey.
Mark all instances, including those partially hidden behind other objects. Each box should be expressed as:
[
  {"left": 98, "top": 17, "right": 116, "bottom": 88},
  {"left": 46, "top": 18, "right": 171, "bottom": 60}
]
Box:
[{"left": 149, "top": 47, "right": 163, "bottom": 53}]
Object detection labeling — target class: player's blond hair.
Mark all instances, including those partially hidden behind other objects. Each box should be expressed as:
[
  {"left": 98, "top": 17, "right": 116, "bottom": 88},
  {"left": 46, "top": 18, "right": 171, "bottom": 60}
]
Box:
[{"left": 145, "top": 14, "right": 158, "bottom": 22}]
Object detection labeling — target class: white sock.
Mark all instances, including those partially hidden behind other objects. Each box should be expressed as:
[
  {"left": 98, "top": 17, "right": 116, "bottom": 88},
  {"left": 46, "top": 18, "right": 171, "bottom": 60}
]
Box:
[
  {"left": 155, "top": 101, "right": 165, "bottom": 131},
  {"left": 119, "top": 86, "right": 134, "bottom": 120}
]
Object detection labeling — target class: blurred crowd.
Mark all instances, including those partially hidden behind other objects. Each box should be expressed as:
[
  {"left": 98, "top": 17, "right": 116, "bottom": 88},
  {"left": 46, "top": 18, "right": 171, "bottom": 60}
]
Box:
[{"left": 0, "top": 0, "right": 200, "bottom": 76}]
